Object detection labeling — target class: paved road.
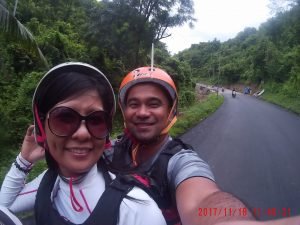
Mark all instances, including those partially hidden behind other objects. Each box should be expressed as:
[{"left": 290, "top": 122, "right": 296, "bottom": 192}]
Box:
[{"left": 180, "top": 90, "right": 300, "bottom": 220}]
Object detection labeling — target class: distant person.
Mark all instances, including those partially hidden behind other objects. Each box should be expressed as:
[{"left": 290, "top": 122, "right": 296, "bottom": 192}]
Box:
[{"left": 232, "top": 88, "right": 237, "bottom": 97}]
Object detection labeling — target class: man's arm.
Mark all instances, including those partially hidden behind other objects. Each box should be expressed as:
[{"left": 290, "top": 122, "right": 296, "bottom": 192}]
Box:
[{"left": 176, "top": 177, "right": 255, "bottom": 225}]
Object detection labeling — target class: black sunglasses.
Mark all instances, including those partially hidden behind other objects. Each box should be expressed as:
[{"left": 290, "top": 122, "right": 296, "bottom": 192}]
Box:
[{"left": 48, "top": 106, "right": 109, "bottom": 139}]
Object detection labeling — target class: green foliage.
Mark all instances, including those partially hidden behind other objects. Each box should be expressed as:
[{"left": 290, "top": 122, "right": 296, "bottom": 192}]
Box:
[
  {"left": 178, "top": 90, "right": 196, "bottom": 107},
  {"left": 0, "top": 0, "right": 48, "bottom": 66},
  {"left": 0, "top": 123, "right": 20, "bottom": 180},
  {"left": 170, "top": 94, "right": 224, "bottom": 136},
  {"left": 262, "top": 82, "right": 300, "bottom": 115},
  {"left": 85, "top": 0, "right": 195, "bottom": 68},
  {"left": 35, "top": 21, "right": 89, "bottom": 64},
  {"left": 283, "top": 65, "right": 300, "bottom": 96},
  {"left": 178, "top": 3, "right": 300, "bottom": 88},
  {"left": 27, "top": 160, "right": 47, "bottom": 181},
  {"left": 3, "top": 71, "right": 44, "bottom": 144}
]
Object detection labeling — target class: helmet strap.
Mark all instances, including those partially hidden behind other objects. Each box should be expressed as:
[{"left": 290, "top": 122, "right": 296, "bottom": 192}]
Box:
[
  {"left": 131, "top": 144, "right": 139, "bottom": 167},
  {"left": 34, "top": 104, "right": 46, "bottom": 145},
  {"left": 161, "top": 116, "right": 177, "bottom": 135},
  {"left": 161, "top": 99, "right": 178, "bottom": 135}
]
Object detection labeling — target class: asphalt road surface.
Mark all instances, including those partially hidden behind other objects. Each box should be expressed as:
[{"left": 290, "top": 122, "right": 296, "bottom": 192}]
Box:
[{"left": 180, "top": 89, "right": 300, "bottom": 220}]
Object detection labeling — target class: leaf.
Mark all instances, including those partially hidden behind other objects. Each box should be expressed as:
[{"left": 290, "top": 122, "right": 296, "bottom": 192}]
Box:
[{"left": 0, "top": 3, "right": 48, "bottom": 68}]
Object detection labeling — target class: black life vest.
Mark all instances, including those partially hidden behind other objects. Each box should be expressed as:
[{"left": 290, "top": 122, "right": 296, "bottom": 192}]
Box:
[
  {"left": 109, "top": 136, "right": 193, "bottom": 225},
  {"left": 34, "top": 159, "right": 133, "bottom": 225}
]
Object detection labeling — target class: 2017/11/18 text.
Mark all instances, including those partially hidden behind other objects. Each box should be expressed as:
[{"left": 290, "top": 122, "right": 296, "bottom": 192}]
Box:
[{"left": 198, "top": 208, "right": 292, "bottom": 218}]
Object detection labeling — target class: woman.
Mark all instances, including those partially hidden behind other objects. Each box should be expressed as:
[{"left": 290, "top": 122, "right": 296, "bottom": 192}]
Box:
[{"left": 0, "top": 62, "right": 166, "bottom": 225}]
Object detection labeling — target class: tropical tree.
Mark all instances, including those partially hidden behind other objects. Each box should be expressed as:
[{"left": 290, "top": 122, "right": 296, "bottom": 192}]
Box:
[
  {"left": 0, "top": 0, "right": 48, "bottom": 67},
  {"left": 268, "top": 0, "right": 299, "bottom": 15},
  {"left": 86, "top": 0, "right": 196, "bottom": 67}
]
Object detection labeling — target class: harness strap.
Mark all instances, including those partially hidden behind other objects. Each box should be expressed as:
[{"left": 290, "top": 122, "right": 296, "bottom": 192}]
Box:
[
  {"left": 91, "top": 160, "right": 134, "bottom": 225},
  {"left": 147, "top": 138, "right": 189, "bottom": 205},
  {"left": 35, "top": 159, "right": 134, "bottom": 225},
  {"left": 85, "top": 176, "right": 133, "bottom": 225}
]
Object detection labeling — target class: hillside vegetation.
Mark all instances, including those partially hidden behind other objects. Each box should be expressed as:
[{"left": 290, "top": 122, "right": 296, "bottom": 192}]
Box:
[{"left": 176, "top": 0, "right": 300, "bottom": 113}]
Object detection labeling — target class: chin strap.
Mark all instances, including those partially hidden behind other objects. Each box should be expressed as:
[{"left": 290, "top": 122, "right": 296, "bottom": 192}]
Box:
[
  {"left": 161, "top": 98, "right": 178, "bottom": 135},
  {"left": 161, "top": 116, "right": 177, "bottom": 135},
  {"left": 34, "top": 104, "right": 46, "bottom": 145},
  {"left": 131, "top": 144, "right": 139, "bottom": 167}
]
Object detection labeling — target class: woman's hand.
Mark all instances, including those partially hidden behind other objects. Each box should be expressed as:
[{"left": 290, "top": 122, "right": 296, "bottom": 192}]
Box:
[{"left": 20, "top": 125, "right": 45, "bottom": 163}]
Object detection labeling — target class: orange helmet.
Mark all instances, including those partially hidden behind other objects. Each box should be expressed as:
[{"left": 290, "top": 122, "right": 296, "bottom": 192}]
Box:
[{"left": 119, "top": 67, "right": 178, "bottom": 134}]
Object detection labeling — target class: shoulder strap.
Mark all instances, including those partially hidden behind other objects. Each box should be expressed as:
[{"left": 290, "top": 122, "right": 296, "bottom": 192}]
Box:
[
  {"left": 35, "top": 169, "right": 71, "bottom": 225},
  {"left": 161, "top": 138, "right": 193, "bottom": 155},
  {"left": 147, "top": 138, "right": 192, "bottom": 225},
  {"left": 83, "top": 160, "right": 134, "bottom": 225},
  {"left": 0, "top": 207, "right": 23, "bottom": 225},
  {"left": 110, "top": 134, "right": 135, "bottom": 173},
  {"left": 147, "top": 138, "right": 189, "bottom": 205}
]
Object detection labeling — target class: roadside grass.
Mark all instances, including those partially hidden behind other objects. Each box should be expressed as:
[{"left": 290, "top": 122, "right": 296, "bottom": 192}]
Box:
[
  {"left": 170, "top": 94, "right": 224, "bottom": 137},
  {"left": 0, "top": 93, "right": 223, "bottom": 183},
  {"left": 259, "top": 81, "right": 300, "bottom": 115},
  {"left": 0, "top": 123, "right": 19, "bottom": 180},
  {"left": 262, "top": 91, "right": 300, "bottom": 115}
]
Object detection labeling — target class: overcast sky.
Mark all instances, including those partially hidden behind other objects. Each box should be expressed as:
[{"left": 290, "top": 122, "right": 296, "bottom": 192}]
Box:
[{"left": 162, "top": 0, "right": 273, "bottom": 54}]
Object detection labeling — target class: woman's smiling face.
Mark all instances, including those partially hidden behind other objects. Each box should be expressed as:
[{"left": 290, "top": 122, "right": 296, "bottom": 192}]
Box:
[{"left": 45, "top": 89, "right": 106, "bottom": 177}]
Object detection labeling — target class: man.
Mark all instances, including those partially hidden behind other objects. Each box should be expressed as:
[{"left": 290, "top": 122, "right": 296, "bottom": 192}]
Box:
[{"left": 106, "top": 66, "right": 300, "bottom": 225}]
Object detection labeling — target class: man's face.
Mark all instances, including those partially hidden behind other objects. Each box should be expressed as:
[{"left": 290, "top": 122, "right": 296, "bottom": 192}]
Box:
[{"left": 124, "top": 83, "right": 171, "bottom": 144}]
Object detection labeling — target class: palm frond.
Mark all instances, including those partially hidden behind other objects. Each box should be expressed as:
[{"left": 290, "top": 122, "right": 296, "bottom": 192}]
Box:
[{"left": 0, "top": 3, "right": 48, "bottom": 68}]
